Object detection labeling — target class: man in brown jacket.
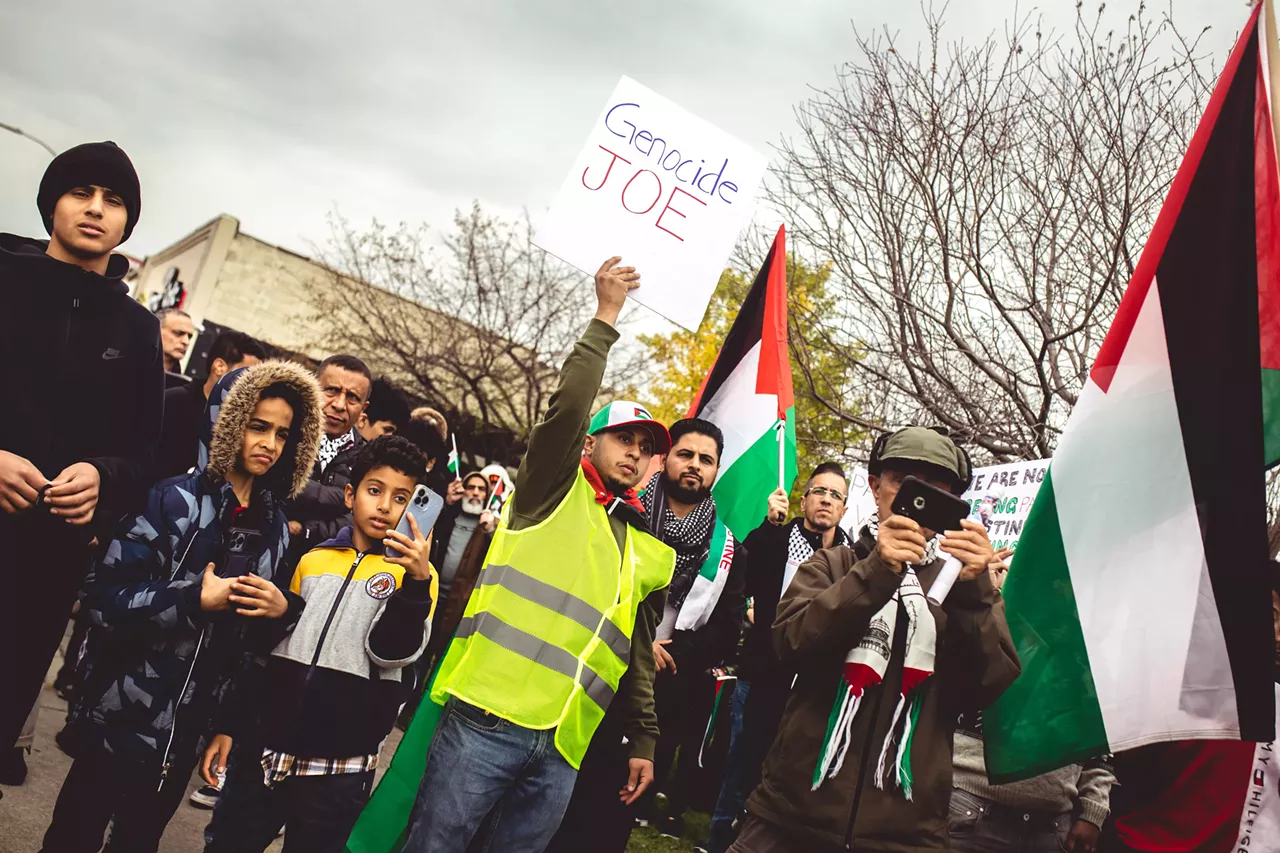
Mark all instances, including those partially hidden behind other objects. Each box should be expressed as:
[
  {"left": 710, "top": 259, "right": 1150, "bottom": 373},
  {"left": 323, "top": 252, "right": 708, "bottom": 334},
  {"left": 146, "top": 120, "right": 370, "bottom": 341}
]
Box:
[{"left": 732, "top": 427, "right": 1020, "bottom": 853}]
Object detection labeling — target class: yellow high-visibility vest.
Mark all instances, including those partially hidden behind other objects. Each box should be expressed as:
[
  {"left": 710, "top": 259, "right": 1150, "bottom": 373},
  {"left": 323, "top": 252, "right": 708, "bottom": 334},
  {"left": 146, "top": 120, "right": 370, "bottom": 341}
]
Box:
[{"left": 432, "top": 469, "right": 675, "bottom": 768}]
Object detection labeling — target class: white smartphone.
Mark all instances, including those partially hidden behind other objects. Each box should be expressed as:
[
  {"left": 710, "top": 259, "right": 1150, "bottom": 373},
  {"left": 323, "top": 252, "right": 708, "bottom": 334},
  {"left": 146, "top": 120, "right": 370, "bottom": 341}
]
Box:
[{"left": 384, "top": 485, "right": 444, "bottom": 559}]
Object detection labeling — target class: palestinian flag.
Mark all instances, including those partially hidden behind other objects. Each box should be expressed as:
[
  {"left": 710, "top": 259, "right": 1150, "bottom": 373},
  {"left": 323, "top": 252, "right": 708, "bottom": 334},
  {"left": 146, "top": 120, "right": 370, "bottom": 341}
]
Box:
[
  {"left": 689, "top": 225, "right": 797, "bottom": 540},
  {"left": 447, "top": 434, "right": 460, "bottom": 478},
  {"left": 984, "top": 0, "right": 1278, "bottom": 783}
]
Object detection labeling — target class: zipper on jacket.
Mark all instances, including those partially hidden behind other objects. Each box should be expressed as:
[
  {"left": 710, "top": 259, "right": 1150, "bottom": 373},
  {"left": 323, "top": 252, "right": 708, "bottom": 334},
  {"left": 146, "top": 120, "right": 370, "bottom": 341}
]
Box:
[
  {"left": 843, "top": 668, "right": 887, "bottom": 849},
  {"left": 158, "top": 625, "right": 206, "bottom": 791},
  {"left": 305, "top": 552, "right": 365, "bottom": 682},
  {"left": 156, "top": 503, "right": 216, "bottom": 789},
  {"left": 64, "top": 297, "right": 79, "bottom": 350}
]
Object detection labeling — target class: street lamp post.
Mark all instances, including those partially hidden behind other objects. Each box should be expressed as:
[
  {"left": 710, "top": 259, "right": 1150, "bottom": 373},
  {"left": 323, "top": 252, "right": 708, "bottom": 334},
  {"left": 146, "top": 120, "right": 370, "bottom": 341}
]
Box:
[{"left": 0, "top": 122, "right": 56, "bottom": 157}]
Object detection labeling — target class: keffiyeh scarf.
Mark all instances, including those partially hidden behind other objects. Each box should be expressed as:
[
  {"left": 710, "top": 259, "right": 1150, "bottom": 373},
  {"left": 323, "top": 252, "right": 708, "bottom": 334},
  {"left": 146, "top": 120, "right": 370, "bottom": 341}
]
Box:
[
  {"left": 640, "top": 471, "right": 717, "bottom": 612},
  {"left": 316, "top": 429, "right": 356, "bottom": 473},
  {"left": 811, "top": 512, "right": 939, "bottom": 799}
]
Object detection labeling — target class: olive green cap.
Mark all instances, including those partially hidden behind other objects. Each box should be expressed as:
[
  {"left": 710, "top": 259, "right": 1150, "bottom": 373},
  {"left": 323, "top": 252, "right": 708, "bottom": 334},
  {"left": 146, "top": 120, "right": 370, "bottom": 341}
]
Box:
[{"left": 871, "top": 426, "right": 970, "bottom": 493}]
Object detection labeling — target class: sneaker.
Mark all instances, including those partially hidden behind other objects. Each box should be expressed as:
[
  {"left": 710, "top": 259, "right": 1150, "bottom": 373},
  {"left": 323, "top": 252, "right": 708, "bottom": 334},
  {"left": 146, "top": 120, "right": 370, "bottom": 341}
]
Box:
[
  {"left": 189, "top": 784, "right": 221, "bottom": 809},
  {"left": 633, "top": 817, "right": 651, "bottom": 829},
  {"left": 0, "top": 748, "right": 27, "bottom": 786}
]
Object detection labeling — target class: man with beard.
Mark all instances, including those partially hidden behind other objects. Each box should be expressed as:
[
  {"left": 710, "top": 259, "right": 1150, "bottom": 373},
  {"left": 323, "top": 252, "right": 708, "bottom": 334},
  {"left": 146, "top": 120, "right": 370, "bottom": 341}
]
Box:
[
  {"left": 705, "top": 462, "right": 851, "bottom": 853},
  {"left": 548, "top": 417, "right": 747, "bottom": 852}
]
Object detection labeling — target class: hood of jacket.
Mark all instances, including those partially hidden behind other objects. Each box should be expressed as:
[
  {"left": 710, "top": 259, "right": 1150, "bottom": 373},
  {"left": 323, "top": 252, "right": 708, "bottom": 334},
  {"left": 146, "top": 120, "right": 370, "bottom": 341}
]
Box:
[
  {"left": 0, "top": 233, "right": 132, "bottom": 291},
  {"left": 205, "top": 359, "right": 323, "bottom": 499}
]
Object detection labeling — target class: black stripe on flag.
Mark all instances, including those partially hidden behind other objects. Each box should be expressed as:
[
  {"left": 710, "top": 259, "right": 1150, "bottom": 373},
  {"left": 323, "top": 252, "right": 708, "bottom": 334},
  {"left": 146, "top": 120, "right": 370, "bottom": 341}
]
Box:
[
  {"left": 1154, "top": 24, "right": 1274, "bottom": 740},
  {"left": 690, "top": 240, "right": 778, "bottom": 415}
]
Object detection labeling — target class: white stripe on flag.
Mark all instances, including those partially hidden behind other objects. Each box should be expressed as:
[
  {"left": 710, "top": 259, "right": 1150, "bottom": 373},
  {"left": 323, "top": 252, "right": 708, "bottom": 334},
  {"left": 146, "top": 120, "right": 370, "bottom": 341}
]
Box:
[
  {"left": 1052, "top": 281, "right": 1237, "bottom": 749},
  {"left": 698, "top": 341, "right": 778, "bottom": 474}
]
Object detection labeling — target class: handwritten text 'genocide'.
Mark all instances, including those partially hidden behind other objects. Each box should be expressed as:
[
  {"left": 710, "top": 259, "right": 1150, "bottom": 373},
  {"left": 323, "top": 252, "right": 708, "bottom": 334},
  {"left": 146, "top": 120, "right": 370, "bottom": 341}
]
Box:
[{"left": 580, "top": 102, "right": 742, "bottom": 242}]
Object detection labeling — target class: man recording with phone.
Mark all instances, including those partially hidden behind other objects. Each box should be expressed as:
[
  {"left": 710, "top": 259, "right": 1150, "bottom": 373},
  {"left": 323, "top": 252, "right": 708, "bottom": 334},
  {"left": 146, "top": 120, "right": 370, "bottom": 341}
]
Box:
[{"left": 727, "top": 427, "right": 1021, "bottom": 853}]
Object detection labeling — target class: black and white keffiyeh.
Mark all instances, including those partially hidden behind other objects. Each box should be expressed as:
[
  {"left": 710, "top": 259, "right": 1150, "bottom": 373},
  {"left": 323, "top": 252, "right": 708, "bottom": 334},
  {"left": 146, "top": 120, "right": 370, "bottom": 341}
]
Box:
[
  {"left": 640, "top": 471, "right": 717, "bottom": 611},
  {"left": 316, "top": 429, "right": 356, "bottom": 473}
]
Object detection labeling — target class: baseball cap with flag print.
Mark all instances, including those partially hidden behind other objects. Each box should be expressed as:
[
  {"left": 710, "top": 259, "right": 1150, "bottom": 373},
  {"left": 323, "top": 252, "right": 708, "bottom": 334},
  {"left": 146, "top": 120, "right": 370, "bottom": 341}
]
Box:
[{"left": 588, "top": 401, "right": 671, "bottom": 455}]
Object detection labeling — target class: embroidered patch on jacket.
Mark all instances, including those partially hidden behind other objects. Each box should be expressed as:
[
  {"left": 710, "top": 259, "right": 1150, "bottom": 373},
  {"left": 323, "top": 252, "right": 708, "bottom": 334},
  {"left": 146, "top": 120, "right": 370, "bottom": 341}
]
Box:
[{"left": 365, "top": 572, "right": 396, "bottom": 600}]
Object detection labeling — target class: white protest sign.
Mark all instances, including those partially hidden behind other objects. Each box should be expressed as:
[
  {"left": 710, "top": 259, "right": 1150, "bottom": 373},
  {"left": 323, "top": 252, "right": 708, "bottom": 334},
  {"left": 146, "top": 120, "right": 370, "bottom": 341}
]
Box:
[
  {"left": 964, "top": 459, "right": 1049, "bottom": 559},
  {"left": 840, "top": 459, "right": 1050, "bottom": 563},
  {"left": 534, "top": 76, "right": 767, "bottom": 331}
]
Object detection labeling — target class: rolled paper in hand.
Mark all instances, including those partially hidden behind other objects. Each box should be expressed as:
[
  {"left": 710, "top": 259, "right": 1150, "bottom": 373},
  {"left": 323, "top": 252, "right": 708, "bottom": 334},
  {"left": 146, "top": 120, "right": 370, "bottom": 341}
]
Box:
[
  {"left": 926, "top": 488, "right": 1004, "bottom": 607},
  {"left": 926, "top": 554, "right": 964, "bottom": 607}
]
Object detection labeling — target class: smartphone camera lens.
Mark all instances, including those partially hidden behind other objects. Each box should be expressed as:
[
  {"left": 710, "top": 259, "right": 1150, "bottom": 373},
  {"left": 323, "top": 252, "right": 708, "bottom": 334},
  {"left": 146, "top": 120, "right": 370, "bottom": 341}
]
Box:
[{"left": 913, "top": 497, "right": 926, "bottom": 510}]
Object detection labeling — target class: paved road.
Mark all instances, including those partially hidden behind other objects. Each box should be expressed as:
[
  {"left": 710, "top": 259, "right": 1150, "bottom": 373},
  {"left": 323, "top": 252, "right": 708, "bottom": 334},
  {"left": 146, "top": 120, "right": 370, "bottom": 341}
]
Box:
[{"left": 0, "top": 646, "right": 403, "bottom": 853}]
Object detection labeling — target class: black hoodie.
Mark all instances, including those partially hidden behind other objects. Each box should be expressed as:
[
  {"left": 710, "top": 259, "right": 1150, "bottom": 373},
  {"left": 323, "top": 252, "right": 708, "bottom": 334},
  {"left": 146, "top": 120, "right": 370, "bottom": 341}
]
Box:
[{"left": 0, "top": 234, "right": 164, "bottom": 538}]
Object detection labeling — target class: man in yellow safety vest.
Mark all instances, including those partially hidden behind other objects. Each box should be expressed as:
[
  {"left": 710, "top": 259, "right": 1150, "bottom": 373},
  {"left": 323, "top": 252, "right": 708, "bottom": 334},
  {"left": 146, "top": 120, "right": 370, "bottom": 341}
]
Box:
[{"left": 400, "top": 257, "right": 677, "bottom": 853}]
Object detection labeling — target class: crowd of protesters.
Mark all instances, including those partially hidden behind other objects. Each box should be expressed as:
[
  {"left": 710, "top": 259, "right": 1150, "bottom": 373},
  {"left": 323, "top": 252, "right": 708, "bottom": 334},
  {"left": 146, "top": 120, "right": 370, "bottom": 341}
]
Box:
[{"left": 0, "top": 140, "right": 1275, "bottom": 853}]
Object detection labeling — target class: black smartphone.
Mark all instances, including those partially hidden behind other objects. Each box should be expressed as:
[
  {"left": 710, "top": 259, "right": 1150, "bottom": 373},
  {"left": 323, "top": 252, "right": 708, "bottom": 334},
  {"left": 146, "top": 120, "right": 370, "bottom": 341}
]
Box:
[
  {"left": 223, "top": 527, "right": 263, "bottom": 613},
  {"left": 223, "top": 528, "right": 262, "bottom": 578},
  {"left": 889, "top": 476, "right": 969, "bottom": 534}
]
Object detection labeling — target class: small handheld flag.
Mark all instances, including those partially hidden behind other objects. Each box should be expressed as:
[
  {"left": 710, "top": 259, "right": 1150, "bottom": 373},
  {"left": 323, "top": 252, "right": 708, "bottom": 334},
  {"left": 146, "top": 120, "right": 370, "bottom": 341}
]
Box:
[{"left": 447, "top": 435, "right": 460, "bottom": 480}]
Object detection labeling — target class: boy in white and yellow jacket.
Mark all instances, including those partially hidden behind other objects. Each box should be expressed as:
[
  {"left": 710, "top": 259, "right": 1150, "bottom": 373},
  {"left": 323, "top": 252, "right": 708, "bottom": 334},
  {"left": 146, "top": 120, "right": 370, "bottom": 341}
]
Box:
[{"left": 204, "top": 435, "right": 438, "bottom": 853}]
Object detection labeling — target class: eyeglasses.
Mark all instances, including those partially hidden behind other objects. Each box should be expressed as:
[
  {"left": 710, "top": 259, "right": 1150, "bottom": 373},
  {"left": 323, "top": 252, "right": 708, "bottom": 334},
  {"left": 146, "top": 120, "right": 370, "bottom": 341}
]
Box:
[{"left": 805, "top": 486, "right": 847, "bottom": 502}]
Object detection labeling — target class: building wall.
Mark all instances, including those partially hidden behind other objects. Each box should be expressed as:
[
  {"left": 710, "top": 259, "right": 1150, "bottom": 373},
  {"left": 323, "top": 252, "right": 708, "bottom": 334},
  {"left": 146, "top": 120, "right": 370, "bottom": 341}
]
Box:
[
  {"left": 133, "top": 215, "right": 332, "bottom": 363},
  {"left": 201, "top": 233, "right": 330, "bottom": 360}
]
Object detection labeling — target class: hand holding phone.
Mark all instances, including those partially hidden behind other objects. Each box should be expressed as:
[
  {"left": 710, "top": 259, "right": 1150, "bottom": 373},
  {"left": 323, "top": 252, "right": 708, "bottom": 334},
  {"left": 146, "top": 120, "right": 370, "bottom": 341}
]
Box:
[
  {"left": 889, "top": 476, "right": 969, "bottom": 535},
  {"left": 876, "top": 515, "right": 929, "bottom": 573},
  {"left": 384, "top": 485, "right": 444, "bottom": 576},
  {"left": 383, "top": 514, "right": 434, "bottom": 581}
]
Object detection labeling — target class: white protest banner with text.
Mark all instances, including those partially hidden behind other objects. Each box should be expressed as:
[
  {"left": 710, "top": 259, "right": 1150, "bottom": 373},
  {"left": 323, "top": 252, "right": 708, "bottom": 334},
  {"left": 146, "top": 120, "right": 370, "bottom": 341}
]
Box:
[{"left": 534, "top": 76, "right": 767, "bottom": 331}]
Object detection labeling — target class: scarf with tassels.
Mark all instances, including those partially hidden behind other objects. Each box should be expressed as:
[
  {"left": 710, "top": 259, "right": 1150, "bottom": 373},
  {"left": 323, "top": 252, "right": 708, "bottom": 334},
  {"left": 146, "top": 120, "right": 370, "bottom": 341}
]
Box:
[{"left": 810, "top": 514, "right": 938, "bottom": 799}]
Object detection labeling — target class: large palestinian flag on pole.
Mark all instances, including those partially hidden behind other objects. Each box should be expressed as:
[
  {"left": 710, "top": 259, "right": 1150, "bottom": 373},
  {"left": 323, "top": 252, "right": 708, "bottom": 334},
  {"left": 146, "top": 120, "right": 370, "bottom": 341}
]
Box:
[
  {"left": 984, "top": 0, "right": 1279, "bottom": 783},
  {"left": 688, "top": 225, "right": 797, "bottom": 540}
]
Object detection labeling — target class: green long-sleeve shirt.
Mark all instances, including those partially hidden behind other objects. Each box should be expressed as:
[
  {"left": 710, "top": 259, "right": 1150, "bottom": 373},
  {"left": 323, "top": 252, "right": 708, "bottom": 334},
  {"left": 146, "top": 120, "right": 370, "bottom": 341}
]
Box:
[{"left": 510, "top": 318, "right": 666, "bottom": 762}]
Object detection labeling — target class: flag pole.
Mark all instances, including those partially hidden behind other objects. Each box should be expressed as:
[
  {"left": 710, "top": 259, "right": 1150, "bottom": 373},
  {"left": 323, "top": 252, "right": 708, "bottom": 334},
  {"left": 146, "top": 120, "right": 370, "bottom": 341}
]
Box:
[{"left": 776, "top": 418, "right": 786, "bottom": 493}]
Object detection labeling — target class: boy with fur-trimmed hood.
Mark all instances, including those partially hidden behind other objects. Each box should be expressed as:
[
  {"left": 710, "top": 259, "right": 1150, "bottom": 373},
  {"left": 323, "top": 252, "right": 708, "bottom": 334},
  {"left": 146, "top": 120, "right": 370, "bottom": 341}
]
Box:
[{"left": 40, "top": 360, "right": 324, "bottom": 853}]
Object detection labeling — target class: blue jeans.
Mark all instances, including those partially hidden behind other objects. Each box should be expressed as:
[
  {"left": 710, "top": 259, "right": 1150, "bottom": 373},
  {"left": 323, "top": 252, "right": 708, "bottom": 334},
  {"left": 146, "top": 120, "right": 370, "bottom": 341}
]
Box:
[
  {"left": 706, "top": 679, "right": 751, "bottom": 853},
  {"left": 403, "top": 697, "right": 578, "bottom": 853},
  {"left": 948, "top": 789, "right": 1073, "bottom": 853}
]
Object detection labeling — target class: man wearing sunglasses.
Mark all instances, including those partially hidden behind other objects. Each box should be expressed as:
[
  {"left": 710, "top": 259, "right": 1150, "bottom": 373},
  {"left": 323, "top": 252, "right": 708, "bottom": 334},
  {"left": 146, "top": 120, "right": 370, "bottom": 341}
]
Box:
[{"left": 705, "top": 462, "right": 851, "bottom": 853}]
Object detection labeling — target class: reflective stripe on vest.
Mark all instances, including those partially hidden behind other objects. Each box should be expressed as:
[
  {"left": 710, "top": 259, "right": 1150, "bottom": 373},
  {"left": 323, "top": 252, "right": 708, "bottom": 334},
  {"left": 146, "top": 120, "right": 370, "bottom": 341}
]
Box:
[
  {"left": 475, "top": 563, "right": 631, "bottom": 663},
  {"left": 431, "top": 469, "right": 676, "bottom": 769},
  {"left": 455, "top": 612, "right": 616, "bottom": 710}
]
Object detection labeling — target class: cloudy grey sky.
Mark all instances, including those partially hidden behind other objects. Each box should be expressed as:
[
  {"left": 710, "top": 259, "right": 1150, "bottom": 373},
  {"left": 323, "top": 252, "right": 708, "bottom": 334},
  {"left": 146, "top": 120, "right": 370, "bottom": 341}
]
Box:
[{"left": 0, "top": 0, "right": 1243, "bottom": 263}]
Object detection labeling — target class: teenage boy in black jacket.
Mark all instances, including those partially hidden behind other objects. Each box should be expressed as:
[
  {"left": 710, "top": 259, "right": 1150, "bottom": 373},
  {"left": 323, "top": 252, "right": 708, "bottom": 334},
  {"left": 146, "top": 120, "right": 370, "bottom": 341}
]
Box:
[{"left": 0, "top": 141, "right": 164, "bottom": 755}]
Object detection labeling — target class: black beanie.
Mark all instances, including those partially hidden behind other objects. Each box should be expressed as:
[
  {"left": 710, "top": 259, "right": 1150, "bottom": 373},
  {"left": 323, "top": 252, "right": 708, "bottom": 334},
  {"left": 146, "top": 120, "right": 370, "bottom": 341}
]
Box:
[{"left": 37, "top": 141, "right": 142, "bottom": 243}]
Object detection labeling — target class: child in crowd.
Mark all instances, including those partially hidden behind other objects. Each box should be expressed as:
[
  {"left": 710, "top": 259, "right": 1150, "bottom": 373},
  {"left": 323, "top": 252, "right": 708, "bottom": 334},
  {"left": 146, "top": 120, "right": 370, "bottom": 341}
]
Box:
[
  {"left": 39, "top": 360, "right": 324, "bottom": 853},
  {"left": 204, "top": 435, "right": 438, "bottom": 853}
]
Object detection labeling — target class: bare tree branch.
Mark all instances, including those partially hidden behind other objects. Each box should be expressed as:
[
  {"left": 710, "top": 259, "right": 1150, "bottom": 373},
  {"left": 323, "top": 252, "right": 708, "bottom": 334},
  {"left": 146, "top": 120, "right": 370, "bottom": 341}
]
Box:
[{"left": 772, "top": 2, "right": 1213, "bottom": 462}]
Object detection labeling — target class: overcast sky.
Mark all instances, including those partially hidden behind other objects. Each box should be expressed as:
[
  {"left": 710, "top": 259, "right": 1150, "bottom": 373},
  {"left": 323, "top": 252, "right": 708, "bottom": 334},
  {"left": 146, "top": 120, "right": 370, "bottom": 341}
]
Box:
[{"left": 0, "top": 0, "right": 1244, "bottom": 266}]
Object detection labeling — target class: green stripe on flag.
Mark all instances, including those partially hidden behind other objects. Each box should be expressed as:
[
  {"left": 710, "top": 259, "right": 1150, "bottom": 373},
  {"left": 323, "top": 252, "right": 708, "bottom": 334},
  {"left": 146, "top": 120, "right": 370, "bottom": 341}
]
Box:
[
  {"left": 1263, "top": 368, "right": 1280, "bottom": 467},
  {"left": 712, "top": 408, "right": 797, "bottom": 541},
  {"left": 698, "top": 521, "right": 729, "bottom": 581},
  {"left": 345, "top": 668, "right": 446, "bottom": 852},
  {"left": 983, "top": 469, "right": 1109, "bottom": 784}
]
